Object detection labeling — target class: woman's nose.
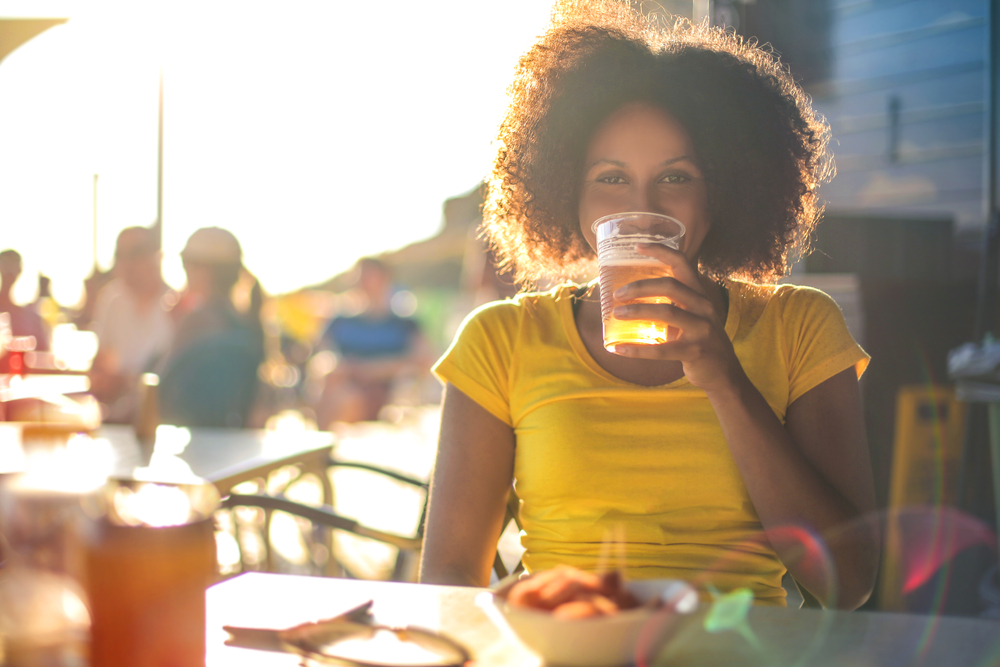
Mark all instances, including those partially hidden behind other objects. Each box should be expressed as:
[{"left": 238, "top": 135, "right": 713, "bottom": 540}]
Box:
[{"left": 632, "top": 184, "right": 669, "bottom": 216}]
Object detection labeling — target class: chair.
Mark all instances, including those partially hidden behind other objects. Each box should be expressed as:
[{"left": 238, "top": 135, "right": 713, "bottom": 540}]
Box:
[
  {"left": 218, "top": 493, "right": 424, "bottom": 580},
  {"left": 216, "top": 459, "right": 430, "bottom": 581},
  {"left": 326, "top": 459, "right": 430, "bottom": 581},
  {"left": 492, "top": 489, "right": 525, "bottom": 580},
  {"left": 216, "top": 470, "right": 522, "bottom": 583},
  {"left": 158, "top": 333, "right": 261, "bottom": 428}
]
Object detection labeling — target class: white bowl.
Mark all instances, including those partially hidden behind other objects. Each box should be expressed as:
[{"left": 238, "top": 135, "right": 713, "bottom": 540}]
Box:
[{"left": 475, "top": 577, "right": 698, "bottom": 666}]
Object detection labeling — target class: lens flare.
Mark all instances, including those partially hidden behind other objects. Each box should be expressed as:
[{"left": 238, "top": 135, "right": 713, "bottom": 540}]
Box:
[
  {"left": 703, "top": 586, "right": 759, "bottom": 649},
  {"left": 895, "top": 506, "right": 996, "bottom": 594}
]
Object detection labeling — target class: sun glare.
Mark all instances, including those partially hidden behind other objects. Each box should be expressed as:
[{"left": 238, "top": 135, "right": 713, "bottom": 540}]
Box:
[{"left": 0, "top": 1, "right": 555, "bottom": 303}]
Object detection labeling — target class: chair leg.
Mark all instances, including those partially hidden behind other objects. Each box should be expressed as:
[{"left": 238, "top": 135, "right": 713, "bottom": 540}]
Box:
[
  {"left": 321, "top": 526, "right": 345, "bottom": 578},
  {"left": 264, "top": 508, "right": 275, "bottom": 573},
  {"left": 493, "top": 551, "right": 509, "bottom": 580},
  {"left": 390, "top": 548, "right": 421, "bottom": 582},
  {"left": 231, "top": 509, "right": 255, "bottom": 575},
  {"left": 224, "top": 510, "right": 245, "bottom": 576}
]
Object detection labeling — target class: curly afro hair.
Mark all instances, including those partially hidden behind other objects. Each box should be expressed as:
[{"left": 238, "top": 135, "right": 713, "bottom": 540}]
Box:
[{"left": 482, "top": 0, "right": 834, "bottom": 287}]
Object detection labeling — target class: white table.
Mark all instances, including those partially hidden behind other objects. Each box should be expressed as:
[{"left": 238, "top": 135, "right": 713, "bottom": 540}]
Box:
[
  {"left": 97, "top": 424, "right": 336, "bottom": 499},
  {"left": 207, "top": 573, "right": 1000, "bottom": 667}
]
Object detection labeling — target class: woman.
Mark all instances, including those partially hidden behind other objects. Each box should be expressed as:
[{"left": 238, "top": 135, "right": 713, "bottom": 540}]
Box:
[
  {"left": 157, "top": 227, "right": 265, "bottom": 427},
  {"left": 419, "top": 1, "right": 879, "bottom": 609}
]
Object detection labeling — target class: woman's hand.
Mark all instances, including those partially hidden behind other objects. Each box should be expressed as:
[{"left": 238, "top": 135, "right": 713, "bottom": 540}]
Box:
[{"left": 610, "top": 242, "right": 739, "bottom": 393}]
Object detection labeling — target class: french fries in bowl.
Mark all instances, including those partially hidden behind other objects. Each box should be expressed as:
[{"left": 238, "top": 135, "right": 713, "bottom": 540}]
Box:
[{"left": 476, "top": 566, "right": 698, "bottom": 666}]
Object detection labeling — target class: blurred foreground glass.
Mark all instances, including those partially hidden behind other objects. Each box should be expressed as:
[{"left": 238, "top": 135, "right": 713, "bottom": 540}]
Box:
[
  {"left": 593, "top": 213, "right": 686, "bottom": 352},
  {"left": 82, "top": 479, "right": 220, "bottom": 667},
  {"left": 0, "top": 428, "right": 105, "bottom": 666}
]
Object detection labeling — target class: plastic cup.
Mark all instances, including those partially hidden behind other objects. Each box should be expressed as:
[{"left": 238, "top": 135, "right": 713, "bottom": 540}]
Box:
[{"left": 592, "top": 212, "right": 686, "bottom": 352}]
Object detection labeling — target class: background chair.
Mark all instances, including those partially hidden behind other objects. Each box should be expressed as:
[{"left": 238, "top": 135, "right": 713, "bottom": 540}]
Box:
[
  {"left": 215, "top": 458, "right": 429, "bottom": 582},
  {"left": 216, "top": 469, "right": 523, "bottom": 583},
  {"left": 218, "top": 493, "right": 424, "bottom": 580}
]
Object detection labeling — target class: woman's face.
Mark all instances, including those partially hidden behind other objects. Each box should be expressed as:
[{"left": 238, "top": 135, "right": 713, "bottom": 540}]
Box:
[{"left": 578, "top": 102, "right": 709, "bottom": 260}]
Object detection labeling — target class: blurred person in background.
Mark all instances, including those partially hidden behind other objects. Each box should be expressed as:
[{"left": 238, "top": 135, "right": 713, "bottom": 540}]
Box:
[
  {"left": 313, "top": 257, "right": 431, "bottom": 426},
  {"left": 155, "top": 227, "right": 265, "bottom": 428},
  {"left": 0, "top": 249, "right": 50, "bottom": 373},
  {"left": 32, "top": 275, "right": 63, "bottom": 331},
  {"left": 76, "top": 268, "right": 113, "bottom": 329},
  {"left": 168, "top": 227, "right": 263, "bottom": 353},
  {"left": 89, "top": 227, "right": 176, "bottom": 422}
]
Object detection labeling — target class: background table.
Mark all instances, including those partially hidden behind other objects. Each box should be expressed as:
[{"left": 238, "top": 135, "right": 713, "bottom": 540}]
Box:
[
  {"left": 207, "top": 573, "right": 1000, "bottom": 667},
  {"left": 97, "top": 424, "right": 336, "bottom": 499}
]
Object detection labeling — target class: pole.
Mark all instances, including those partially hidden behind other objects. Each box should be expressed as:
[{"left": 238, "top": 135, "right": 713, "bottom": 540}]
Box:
[
  {"left": 693, "top": 0, "right": 712, "bottom": 25},
  {"left": 153, "top": 66, "right": 164, "bottom": 250},
  {"left": 92, "top": 173, "right": 99, "bottom": 272}
]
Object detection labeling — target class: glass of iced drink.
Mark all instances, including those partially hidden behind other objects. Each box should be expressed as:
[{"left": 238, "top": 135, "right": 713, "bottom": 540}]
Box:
[
  {"left": 593, "top": 212, "right": 686, "bottom": 352},
  {"left": 82, "top": 479, "right": 220, "bottom": 667}
]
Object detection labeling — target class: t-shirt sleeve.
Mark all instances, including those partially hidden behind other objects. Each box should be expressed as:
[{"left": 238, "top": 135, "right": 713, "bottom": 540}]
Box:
[
  {"left": 432, "top": 301, "right": 518, "bottom": 426},
  {"left": 783, "top": 287, "right": 870, "bottom": 405}
]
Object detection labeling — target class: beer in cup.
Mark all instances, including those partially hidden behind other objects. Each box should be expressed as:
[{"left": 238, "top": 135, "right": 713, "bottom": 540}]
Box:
[{"left": 593, "top": 212, "right": 686, "bottom": 352}]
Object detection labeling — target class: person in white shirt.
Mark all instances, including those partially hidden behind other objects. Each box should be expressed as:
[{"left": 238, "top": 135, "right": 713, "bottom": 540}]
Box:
[{"left": 89, "top": 227, "right": 176, "bottom": 422}]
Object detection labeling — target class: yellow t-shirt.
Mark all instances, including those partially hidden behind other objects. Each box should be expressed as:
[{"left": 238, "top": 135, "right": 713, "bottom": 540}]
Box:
[{"left": 433, "top": 280, "right": 869, "bottom": 606}]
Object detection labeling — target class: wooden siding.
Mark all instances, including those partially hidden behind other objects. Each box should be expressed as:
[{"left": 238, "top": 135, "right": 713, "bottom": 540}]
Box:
[{"left": 808, "top": 0, "right": 989, "bottom": 230}]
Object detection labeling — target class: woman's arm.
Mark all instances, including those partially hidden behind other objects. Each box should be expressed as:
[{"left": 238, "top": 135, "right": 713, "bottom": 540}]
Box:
[
  {"left": 613, "top": 244, "right": 879, "bottom": 609},
  {"left": 706, "top": 366, "right": 879, "bottom": 609},
  {"left": 419, "top": 383, "right": 516, "bottom": 587}
]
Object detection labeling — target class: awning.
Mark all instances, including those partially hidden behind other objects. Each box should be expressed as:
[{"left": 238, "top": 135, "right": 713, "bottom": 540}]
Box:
[{"left": 0, "top": 17, "right": 68, "bottom": 66}]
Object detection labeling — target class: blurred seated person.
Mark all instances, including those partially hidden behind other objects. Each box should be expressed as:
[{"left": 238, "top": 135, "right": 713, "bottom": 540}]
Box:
[
  {"left": 156, "top": 227, "right": 265, "bottom": 428},
  {"left": 0, "top": 249, "right": 50, "bottom": 373},
  {"left": 314, "top": 258, "right": 431, "bottom": 426},
  {"left": 89, "top": 227, "right": 176, "bottom": 422}
]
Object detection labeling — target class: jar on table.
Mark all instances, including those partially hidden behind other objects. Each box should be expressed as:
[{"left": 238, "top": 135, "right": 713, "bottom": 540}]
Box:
[{"left": 81, "top": 478, "right": 220, "bottom": 667}]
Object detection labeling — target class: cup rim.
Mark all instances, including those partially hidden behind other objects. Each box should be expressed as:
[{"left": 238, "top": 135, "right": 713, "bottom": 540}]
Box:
[{"left": 591, "top": 212, "right": 686, "bottom": 239}]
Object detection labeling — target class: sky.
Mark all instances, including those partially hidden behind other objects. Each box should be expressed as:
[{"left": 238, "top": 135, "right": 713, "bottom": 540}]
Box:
[{"left": 0, "top": 1, "right": 556, "bottom": 305}]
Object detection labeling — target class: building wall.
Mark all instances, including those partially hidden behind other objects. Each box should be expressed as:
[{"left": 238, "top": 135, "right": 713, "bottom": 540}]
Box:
[
  {"left": 813, "top": 0, "right": 988, "bottom": 233},
  {"left": 676, "top": 0, "right": 990, "bottom": 233}
]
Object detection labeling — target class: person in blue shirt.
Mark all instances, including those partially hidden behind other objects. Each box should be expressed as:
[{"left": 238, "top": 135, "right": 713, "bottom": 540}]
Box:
[{"left": 315, "top": 258, "right": 430, "bottom": 425}]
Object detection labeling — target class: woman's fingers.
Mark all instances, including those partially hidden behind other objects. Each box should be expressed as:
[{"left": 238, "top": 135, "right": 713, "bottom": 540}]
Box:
[
  {"left": 612, "top": 302, "right": 712, "bottom": 336},
  {"left": 613, "top": 277, "right": 715, "bottom": 320},
  {"left": 634, "top": 243, "right": 701, "bottom": 290},
  {"left": 613, "top": 339, "right": 700, "bottom": 361}
]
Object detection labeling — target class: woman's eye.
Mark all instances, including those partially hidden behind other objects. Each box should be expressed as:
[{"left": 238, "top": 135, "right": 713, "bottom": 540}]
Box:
[
  {"left": 596, "top": 174, "right": 627, "bottom": 185},
  {"left": 660, "top": 173, "right": 691, "bottom": 184}
]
